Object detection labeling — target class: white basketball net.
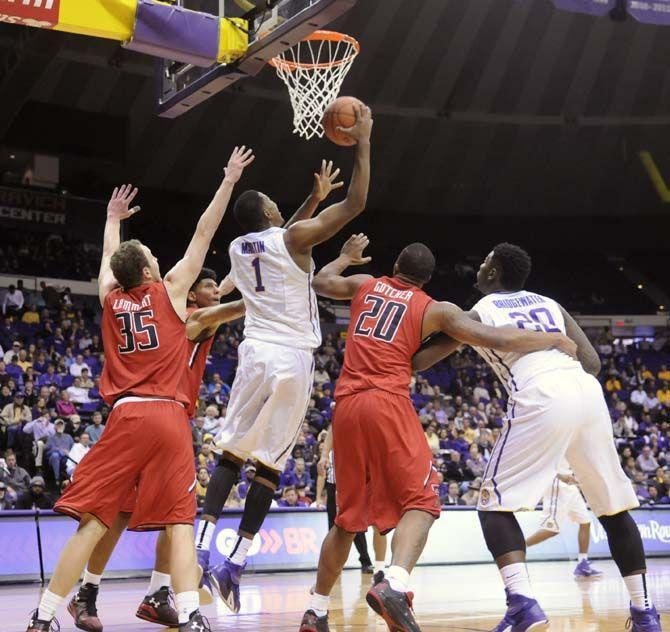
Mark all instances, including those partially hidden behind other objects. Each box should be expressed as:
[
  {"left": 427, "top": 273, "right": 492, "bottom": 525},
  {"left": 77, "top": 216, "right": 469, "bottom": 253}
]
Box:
[{"left": 271, "top": 32, "right": 360, "bottom": 140}]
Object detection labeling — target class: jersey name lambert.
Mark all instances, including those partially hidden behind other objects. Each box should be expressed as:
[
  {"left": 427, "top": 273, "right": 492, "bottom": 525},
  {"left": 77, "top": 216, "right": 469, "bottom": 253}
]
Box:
[
  {"left": 492, "top": 294, "right": 546, "bottom": 309},
  {"left": 111, "top": 295, "right": 152, "bottom": 312},
  {"left": 373, "top": 281, "right": 414, "bottom": 302},
  {"left": 240, "top": 241, "right": 266, "bottom": 255}
]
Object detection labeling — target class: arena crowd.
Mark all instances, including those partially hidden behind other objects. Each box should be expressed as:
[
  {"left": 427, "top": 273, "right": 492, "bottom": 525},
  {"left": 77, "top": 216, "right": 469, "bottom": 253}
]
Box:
[{"left": 0, "top": 285, "right": 668, "bottom": 512}]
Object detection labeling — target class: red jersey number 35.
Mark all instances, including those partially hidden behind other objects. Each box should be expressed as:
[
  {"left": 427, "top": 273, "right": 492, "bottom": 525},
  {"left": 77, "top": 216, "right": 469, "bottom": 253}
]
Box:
[{"left": 115, "top": 310, "right": 160, "bottom": 354}]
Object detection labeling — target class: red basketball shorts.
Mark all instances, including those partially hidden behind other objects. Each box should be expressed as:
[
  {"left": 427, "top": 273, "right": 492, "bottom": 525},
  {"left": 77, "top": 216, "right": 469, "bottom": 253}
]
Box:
[
  {"left": 332, "top": 390, "right": 441, "bottom": 534},
  {"left": 55, "top": 398, "right": 196, "bottom": 531}
]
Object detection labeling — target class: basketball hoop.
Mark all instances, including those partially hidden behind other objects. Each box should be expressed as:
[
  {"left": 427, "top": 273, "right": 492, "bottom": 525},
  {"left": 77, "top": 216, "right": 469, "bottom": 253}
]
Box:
[{"left": 269, "top": 31, "right": 360, "bottom": 140}]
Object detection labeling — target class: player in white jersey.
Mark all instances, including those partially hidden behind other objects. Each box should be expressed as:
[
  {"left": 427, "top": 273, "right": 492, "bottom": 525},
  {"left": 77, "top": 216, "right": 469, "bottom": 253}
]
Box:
[
  {"left": 525, "top": 458, "right": 602, "bottom": 579},
  {"left": 194, "top": 105, "right": 374, "bottom": 614},
  {"left": 413, "top": 243, "right": 661, "bottom": 632}
]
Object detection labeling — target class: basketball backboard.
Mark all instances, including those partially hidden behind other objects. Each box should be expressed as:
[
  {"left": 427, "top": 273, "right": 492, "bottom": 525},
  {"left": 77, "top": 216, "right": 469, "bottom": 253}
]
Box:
[{"left": 158, "top": 0, "right": 358, "bottom": 118}]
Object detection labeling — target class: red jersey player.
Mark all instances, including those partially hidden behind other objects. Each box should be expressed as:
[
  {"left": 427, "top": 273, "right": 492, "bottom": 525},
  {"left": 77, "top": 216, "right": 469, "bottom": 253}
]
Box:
[
  {"left": 27, "top": 145, "right": 254, "bottom": 632},
  {"left": 66, "top": 268, "right": 245, "bottom": 632},
  {"left": 299, "top": 235, "right": 576, "bottom": 632}
]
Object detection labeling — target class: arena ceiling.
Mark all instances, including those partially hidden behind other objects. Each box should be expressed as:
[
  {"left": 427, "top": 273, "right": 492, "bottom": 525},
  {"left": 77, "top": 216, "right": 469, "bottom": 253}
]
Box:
[{"left": 1, "top": 0, "right": 670, "bottom": 217}]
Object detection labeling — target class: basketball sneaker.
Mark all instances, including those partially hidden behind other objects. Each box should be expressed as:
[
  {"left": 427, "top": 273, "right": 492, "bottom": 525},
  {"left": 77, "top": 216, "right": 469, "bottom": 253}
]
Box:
[
  {"left": 627, "top": 605, "right": 662, "bottom": 631},
  {"left": 210, "top": 558, "right": 245, "bottom": 613},
  {"left": 67, "top": 583, "right": 102, "bottom": 632},
  {"left": 178, "top": 610, "right": 211, "bottom": 632},
  {"left": 573, "top": 559, "right": 603, "bottom": 579},
  {"left": 365, "top": 571, "right": 420, "bottom": 632},
  {"left": 197, "top": 549, "right": 214, "bottom": 606},
  {"left": 491, "top": 590, "right": 549, "bottom": 632},
  {"left": 299, "top": 609, "right": 330, "bottom": 632},
  {"left": 26, "top": 611, "right": 59, "bottom": 632},
  {"left": 135, "top": 586, "right": 178, "bottom": 627}
]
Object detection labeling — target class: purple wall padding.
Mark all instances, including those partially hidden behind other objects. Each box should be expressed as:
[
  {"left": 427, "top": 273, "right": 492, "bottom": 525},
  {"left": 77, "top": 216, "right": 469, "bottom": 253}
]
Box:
[
  {"left": 551, "top": 0, "right": 615, "bottom": 16},
  {"left": 124, "top": 0, "right": 219, "bottom": 68},
  {"left": 628, "top": 0, "right": 670, "bottom": 24}
]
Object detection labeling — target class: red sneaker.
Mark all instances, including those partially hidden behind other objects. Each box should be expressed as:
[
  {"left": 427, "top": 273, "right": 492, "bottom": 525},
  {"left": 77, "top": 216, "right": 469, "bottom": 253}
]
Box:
[
  {"left": 366, "top": 572, "right": 420, "bottom": 632},
  {"left": 67, "top": 583, "right": 103, "bottom": 632}
]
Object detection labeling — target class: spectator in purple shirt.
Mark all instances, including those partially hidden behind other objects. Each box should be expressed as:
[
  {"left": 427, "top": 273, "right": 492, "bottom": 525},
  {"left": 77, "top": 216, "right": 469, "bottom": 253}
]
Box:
[
  {"left": 55, "top": 390, "right": 77, "bottom": 419},
  {"left": 37, "top": 364, "right": 61, "bottom": 388},
  {"left": 32, "top": 353, "right": 49, "bottom": 375},
  {"left": 280, "top": 461, "right": 297, "bottom": 489},
  {"left": 23, "top": 413, "right": 54, "bottom": 471},
  {"left": 637, "top": 446, "right": 660, "bottom": 474},
  {"left": 292, "top": 457, "right": 313, "bottom": 493},
  {"left": 45, "top": 419, "right": 74, "bottom": 483},
  {"left": 278, "top": 486, "right": 300, "bottom": 507},
  {"left": 6, "top": 356, "right": 23, "bottom": 381},
  {"left": 633, "top": 471, "right": 651, "bottom": 501}
]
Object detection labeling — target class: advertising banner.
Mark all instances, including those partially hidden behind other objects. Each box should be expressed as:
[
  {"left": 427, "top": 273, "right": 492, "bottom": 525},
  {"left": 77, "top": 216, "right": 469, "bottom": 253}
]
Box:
[
  {"left": 0, "top": 0, "right": 60, "bottom": 28},
  {"left": 0, "top": 186, "right": 105, "bottom": 240},
  {"left": 551, "top": 0, "right": 616, "bottom": 16},
  {"left": 1, "top": 507, "right": 669, "bottom": 582},
  {"left": 628, "top": 0, "right": 670, "bottom": 24}
]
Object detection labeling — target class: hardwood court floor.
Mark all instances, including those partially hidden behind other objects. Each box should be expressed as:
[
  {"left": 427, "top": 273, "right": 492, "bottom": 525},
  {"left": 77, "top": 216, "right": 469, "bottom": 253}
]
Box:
[{"left": 2, "top": 559, "right": 668, "bottom": 631}]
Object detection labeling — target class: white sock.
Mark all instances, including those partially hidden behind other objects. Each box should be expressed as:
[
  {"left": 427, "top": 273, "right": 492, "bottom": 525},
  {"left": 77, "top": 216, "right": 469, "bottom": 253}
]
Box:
[
  {"left": 147, "top": 570, "right": 171, "bottom": 595},
  {"left": 500, "top": 563, "right": 534, "bottom": 599},
  {"left": 308, "top": 592, "right": 330, "bottom": 618},
  {"left": 37, "top": 589, "right": 65, "bottom": 621},
  {"left": 386, "top": 565, "right": 410, "bottom": 593},
  {"left": 82, "top": 569, "right": 102, "bottom": 587},
  {"left": 374, "top": 560, "right": 386, "bottom": 574},
  {"left": 624, "top": 574, "right": 653, "bottom": 610},
  {"left": 229, "top": 536, "right": 252, "bottom": 566},
  {"left": 578, "top": 553, "right": 588, "bottom": 562},
  {"left": 195, "top": 520, "right": 214, "bottom": 552},
  {"left": 175, "top": 590, "right": 199, "bottom": 625}
]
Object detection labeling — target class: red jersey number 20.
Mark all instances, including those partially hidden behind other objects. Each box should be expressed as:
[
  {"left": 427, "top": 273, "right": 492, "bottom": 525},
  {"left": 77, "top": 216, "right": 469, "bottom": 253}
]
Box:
[
  {"left": 353, "top": 295, "right": 407, "bottom": 343},
  {"left": 115, "top": 310, "right": 160, "bottom": 354}
]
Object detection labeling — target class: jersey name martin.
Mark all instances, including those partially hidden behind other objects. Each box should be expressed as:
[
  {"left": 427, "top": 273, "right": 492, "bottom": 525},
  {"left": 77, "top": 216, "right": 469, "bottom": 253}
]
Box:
[
  {"left": 240, "top": 241, "right": 266, "bottom": 255},
  {"left": 373, "top": 281, "right": 414, "bottom": 302},
  {"left": 111, "top": 295, "right": 152, "bottom": 312},
  {"left": 491, "top": 294, "right": 546, "bottom": 309}
]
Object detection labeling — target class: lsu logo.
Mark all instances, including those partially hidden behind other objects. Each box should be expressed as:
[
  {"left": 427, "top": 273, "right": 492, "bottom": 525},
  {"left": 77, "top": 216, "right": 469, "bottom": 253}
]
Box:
[{"left": 480, "top": 489, "right": 490, "bottom": 506}]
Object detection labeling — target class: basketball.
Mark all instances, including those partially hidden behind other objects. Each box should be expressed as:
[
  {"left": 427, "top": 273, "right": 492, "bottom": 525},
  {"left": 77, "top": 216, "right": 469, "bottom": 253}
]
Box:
[{"left": 323, "top": 96, "right": 365, "bottom": 146}]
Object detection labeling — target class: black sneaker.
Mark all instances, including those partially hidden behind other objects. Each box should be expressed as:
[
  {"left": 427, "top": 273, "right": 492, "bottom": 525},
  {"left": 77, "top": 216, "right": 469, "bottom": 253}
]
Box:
[
  {"left": 26, "top": 610, "right": 60, "bottom": 632},
  {"left": 67, "top": 583, "right": 102, "bottom": 632},
  {"left": 361, "top": 564, "right": 375, "bottom": 574},
  {"left": 366, "top": 572, "right": 420, "bottom": 632},
  {"left": 136, "top": 586, "right": 179, "bottom": 627},
  {"left": 178, "top": 610, "right": 211, "bottom": 632},
  {"left": 299, "top": 609, "right": 330, "bottom": 632}
]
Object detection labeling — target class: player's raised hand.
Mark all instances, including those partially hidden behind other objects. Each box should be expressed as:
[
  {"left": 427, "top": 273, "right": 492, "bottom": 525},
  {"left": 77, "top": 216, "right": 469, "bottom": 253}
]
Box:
[
  {"left": 107, "top": 184, "right": 140, "bottom": 221},
  {"left": 340, "top": 233, "right": 372, "bottom": 266},
  {"left": 313, "top": 159, "right": 344, "bottom": 201},
  {"left": 337, "top": 104, "right": 373, "bottom": 143},
  {"left": 223, "top": 146, "right": 255, "bottom": 184}
]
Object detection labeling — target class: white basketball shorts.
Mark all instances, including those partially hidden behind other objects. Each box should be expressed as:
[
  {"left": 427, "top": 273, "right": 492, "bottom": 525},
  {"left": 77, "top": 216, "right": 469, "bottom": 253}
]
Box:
[
  {"left": 538, "top": 478, "right": 591, "bottom": 533},
  {"left": 215, "top": 337, "right": 314, "bottom": 471},
  {"left": 478, "top": 367, "right": 638, "bottom": 517}
]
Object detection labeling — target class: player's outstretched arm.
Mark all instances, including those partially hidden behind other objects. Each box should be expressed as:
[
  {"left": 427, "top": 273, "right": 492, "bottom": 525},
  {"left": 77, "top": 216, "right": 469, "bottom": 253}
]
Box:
[
  {"left": 218, "top": 275, "right": 236, "bottom": 297},
  {"left": 98, "top": 184, "right": 141, "bottom": 305},
  {"left": 312, "top": 233, "right": 373, "bottom": 300},
  {"left": 283, "top": 160, "right": 344, "bottom": 229},
  {"left": 559, "top": 305, "right": 601, "bottom": 376},
  {"left": 412, "top": 332, "right": 463, "bottom": 372},
  {"left": 164, "top": 146, "right": 254, "bottom": 316},
  {"left": 423, "top": 302, "right": 579, "bottom": 357},
  {"left": 186, "top": 300, "right": 245, "bottom": 342},
  {"left": 284, "top": 106, "right": 373, "bottom": 253}
]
